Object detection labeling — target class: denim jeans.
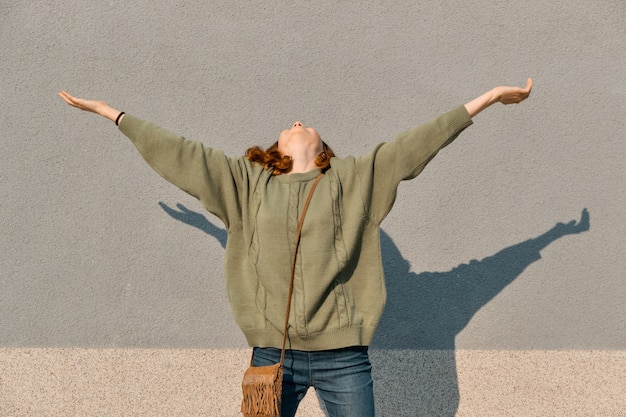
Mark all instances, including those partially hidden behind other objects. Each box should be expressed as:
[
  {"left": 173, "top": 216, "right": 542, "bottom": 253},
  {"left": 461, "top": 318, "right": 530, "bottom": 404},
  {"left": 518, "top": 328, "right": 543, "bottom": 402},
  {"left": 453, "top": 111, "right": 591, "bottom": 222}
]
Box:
[{"left": 252, "top": 346, "right": 375, "bottom": 417}]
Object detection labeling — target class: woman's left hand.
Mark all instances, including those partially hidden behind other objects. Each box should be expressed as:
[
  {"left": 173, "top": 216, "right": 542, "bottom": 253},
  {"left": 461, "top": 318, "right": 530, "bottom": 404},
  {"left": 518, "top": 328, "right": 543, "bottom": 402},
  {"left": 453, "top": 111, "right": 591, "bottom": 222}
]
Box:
[
  {"left": 494, "top": 78, "right": 533, "bottom": 105},
  {"left": 464, "top": 78, "right": 533, "bottom": 117}
]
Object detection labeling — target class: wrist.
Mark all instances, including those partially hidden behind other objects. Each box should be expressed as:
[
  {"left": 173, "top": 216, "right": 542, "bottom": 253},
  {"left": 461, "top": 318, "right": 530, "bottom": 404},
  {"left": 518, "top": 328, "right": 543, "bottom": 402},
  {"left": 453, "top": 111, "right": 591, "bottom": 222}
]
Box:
[
  {"left": 115, "top": 112, "right": 125, "bottom": 126},
  {"left": 490, "top": 87, "right": 503, "bottom": 104},
  {"left": 99, "top": 104, "right": 122, "bottom": 123}
]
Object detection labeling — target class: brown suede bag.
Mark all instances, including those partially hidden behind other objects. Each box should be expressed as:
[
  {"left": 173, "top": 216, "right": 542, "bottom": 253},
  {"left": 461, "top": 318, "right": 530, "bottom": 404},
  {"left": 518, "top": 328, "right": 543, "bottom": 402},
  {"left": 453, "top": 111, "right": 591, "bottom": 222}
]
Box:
[
  {"left": 241, "top": 173, "right": 323, "bottom": 417},
  {"left": 241, "top": 362, "right": 283, "bottom": 417}
]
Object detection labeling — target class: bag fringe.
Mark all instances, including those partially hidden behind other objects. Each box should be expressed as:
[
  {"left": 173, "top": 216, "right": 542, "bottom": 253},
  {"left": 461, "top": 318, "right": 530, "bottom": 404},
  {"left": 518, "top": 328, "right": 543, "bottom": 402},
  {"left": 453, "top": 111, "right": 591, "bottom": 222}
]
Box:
[{"left": 241, "top": 382, "right": 280, "bottom": 416}]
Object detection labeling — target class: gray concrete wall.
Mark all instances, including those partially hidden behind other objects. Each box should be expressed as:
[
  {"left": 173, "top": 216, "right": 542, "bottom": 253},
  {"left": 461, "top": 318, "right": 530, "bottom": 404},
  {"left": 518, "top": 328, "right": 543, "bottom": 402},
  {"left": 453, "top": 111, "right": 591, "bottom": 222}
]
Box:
[{"left": 1, "top": 1, "right": 624, "bottom": 415}]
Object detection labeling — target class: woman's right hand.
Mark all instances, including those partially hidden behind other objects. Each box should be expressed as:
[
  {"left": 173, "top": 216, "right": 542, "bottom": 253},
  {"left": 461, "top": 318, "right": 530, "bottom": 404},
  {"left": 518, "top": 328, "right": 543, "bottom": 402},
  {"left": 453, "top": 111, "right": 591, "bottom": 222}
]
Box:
[{"left": 58, "top": 91, "right": 122, "bottom": 123}]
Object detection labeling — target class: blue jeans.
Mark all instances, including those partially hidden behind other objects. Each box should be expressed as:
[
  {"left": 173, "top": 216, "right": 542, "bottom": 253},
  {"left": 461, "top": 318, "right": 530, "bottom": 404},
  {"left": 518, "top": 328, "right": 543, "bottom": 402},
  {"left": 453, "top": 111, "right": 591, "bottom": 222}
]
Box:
[{"left": 252, "top": 346, "right": 375, "bottom": 417}]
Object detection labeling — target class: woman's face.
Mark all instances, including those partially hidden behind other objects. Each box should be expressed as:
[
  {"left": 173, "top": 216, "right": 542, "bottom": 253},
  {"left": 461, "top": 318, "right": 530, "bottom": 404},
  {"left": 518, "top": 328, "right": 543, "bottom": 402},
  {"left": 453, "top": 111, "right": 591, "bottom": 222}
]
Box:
[{"left": 277, "top": 121, "right": 323, "bottom": 156}]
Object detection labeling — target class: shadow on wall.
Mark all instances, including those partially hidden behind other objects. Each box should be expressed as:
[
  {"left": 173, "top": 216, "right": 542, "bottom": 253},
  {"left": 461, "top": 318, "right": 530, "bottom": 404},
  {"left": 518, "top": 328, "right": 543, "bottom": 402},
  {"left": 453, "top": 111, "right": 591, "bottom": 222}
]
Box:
[
  {"left": 375, "top": 209, "right": 591, "bottom": 349},
  {"left": 371, "top": 208, "right": 589, "bottom": 416},
  {"left": 159, "top": 202, "right": 590, "bottom": 417}
]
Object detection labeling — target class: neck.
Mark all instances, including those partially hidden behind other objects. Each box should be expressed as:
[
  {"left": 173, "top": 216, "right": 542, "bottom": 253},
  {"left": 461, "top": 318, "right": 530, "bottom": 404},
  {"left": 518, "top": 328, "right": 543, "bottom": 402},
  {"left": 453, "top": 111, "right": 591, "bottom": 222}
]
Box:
[
  {"left": 285, "top": 148, "right": 319, "bottom": 174},
  {"left": 289, "top": 156, "right": 318, "bottom": 174}
]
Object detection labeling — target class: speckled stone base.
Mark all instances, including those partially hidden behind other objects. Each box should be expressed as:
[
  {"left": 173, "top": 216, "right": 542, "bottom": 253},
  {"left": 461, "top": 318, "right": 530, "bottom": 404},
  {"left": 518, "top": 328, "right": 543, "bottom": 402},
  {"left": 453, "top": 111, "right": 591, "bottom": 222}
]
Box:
[{"left": 0, "top": 349, "right": 623, "bottom": 416}]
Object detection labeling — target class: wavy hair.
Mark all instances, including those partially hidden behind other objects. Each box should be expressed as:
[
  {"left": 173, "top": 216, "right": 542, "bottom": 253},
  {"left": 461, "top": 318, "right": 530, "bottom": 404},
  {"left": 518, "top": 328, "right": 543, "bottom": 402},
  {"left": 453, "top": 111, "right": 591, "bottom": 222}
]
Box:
[{"left": 245, "top": 141, "right": 335, "bottom": 175}]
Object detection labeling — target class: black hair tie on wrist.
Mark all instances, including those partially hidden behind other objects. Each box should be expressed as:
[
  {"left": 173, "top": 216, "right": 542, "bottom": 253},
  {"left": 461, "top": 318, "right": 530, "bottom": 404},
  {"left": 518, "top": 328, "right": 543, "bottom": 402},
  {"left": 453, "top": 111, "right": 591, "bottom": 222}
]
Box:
[{"left": 115, "top": 112, "right": 125, "bottom": 126}]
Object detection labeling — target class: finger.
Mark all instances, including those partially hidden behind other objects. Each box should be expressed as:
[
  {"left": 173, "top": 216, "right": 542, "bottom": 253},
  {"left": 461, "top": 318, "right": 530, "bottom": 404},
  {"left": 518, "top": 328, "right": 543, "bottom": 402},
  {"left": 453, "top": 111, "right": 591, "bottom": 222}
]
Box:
[
  {"left": 58, "top": 90, "right": 72, "bottom": 104},
  {"left": 59, "top": 94, "right": 80, "bottom": 108},
  {"left": 59, "top": 90, "right": 76, "bottom": 101},
  {"left": 525, "top": 78, "right": 533, "bottom": 94},
  {"left": 59, "top": 91, "right": 81, "bottom": 107}
]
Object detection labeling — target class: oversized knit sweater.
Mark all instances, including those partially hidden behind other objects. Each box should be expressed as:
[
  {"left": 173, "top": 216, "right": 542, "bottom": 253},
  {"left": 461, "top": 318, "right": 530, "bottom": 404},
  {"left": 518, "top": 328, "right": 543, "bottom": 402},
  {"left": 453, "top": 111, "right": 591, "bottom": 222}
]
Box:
[{"left": 119, "top": 105, "right": 473, "bottom": 351}]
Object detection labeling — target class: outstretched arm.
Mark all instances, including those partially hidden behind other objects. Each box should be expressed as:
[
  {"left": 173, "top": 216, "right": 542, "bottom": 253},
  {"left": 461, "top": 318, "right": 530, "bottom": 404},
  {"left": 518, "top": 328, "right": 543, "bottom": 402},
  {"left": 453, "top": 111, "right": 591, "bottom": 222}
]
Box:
[
  {"left": 464, "top": 78, "right": 533, "bottom": 118},
  {"left": 58, "top": 90, "right": 245, "bottom": 227},
  {"left": 58, "top": 91, "right": 125, "bottom": 124}
]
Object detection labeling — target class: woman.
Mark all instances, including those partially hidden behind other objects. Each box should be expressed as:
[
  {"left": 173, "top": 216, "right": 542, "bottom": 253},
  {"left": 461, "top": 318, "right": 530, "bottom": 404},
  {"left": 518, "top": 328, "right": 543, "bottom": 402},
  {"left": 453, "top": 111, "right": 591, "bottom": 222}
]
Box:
[{"left": 59, "top": 78, "right": 532, "bottom": 417}]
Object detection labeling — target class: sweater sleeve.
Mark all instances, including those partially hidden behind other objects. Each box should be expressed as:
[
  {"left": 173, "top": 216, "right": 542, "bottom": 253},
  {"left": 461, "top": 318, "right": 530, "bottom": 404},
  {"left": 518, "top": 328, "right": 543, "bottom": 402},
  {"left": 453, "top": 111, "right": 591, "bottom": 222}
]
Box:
[
  {"left": 118, "top": 114, "right": 244, "bottom": 228},
  {"left": 355, "top": 105, "right": 473, "bottom": 224}
]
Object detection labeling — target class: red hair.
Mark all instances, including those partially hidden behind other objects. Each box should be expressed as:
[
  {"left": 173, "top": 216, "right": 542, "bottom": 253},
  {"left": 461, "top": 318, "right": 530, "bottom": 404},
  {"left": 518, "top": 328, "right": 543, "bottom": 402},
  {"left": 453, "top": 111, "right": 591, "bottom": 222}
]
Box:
[{"left": 245, "top": 141, "right": 335, "bottom": 175}]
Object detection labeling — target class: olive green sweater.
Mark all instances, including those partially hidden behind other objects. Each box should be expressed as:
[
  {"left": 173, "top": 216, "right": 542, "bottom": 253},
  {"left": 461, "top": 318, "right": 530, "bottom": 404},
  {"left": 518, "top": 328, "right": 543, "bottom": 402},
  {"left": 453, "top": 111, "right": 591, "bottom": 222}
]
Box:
[{"left": 119, "top": 106, "right": 472, "bottom": 350}]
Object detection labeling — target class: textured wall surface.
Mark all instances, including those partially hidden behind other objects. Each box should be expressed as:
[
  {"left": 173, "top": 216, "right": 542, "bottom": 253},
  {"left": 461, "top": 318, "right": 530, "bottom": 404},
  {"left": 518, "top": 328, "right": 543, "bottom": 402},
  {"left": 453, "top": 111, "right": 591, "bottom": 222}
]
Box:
[{"left": 1, "top": 0, "right": 624, "bottom": 415}]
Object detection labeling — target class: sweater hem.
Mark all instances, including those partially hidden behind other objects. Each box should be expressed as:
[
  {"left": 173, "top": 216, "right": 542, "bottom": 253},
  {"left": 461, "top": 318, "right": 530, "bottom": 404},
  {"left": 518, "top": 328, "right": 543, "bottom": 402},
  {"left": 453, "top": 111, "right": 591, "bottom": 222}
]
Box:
[{"left": 243, "top": 326, "right": 378, "bottom": 351}]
